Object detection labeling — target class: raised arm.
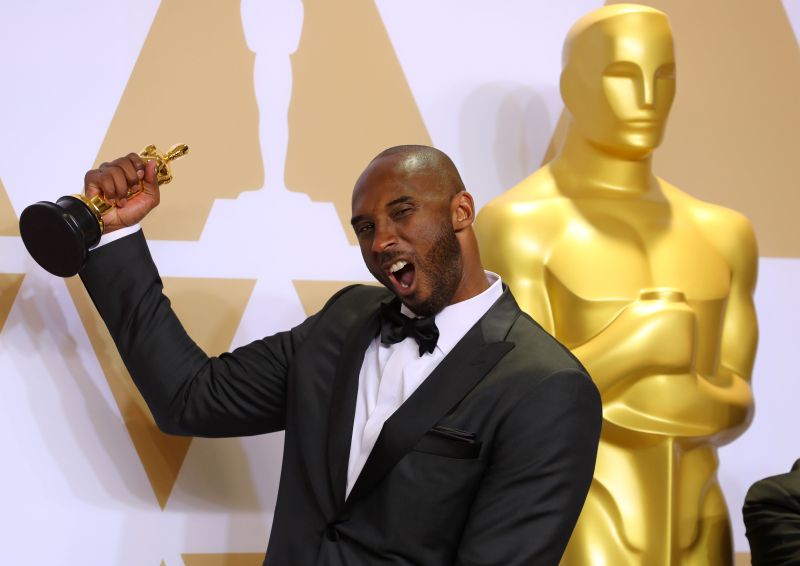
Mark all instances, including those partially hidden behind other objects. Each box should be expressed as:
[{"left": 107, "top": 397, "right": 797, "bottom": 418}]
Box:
[
  {"left": 81, "top": 229, "right": 321, "bottom": 437},
  {"left": 78, "top": 154, "right": 317, "bottom": 437}
]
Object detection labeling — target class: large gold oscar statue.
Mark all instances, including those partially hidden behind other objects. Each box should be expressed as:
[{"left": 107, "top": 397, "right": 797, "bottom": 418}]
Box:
[{"left": 475, "top": 5, "right": 757, "bottom": 564}]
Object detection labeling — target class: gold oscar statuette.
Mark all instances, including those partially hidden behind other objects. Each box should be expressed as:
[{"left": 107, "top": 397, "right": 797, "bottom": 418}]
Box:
[
  {"left": 476, "top": 4, "right": 757, "bottom": 564},
  {"left": 19, "top": 143, "right": 189, "bottom": 277}
]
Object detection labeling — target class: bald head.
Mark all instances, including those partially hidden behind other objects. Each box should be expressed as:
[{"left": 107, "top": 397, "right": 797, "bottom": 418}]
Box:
[
  {"left": 350, "top": 144, "right": 488, "bottom": 314},
  {"left": 369, "top": 145, "right": 466, "bottom": 200}
]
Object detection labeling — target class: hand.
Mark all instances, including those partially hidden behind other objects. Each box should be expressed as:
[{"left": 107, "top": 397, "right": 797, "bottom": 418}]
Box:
[
  {"left": 613, "top": 298, "right": 696, "bottom": 373},
  {"left": 84, "top": 153, "right": 160, "bottom": 233}
]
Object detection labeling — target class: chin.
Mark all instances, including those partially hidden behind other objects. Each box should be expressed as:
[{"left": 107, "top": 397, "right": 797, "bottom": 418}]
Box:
[{"left": 607, "top": 138, "right": 657, "bottom": 159}]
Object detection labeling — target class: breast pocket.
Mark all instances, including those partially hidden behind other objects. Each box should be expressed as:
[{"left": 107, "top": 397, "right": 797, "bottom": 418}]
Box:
[{"left": 413, "top": 425, "right": 482, "bottom": 459}]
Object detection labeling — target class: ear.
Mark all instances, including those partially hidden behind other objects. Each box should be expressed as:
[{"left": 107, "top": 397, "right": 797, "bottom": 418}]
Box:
[{"left": 451, "top": 191, "right": 475, "bottom": 232}]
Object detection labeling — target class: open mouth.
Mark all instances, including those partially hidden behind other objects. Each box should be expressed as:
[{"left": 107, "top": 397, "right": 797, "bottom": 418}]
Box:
[{"left": 388, "top": 259, "right": 416, "bottom": 292}]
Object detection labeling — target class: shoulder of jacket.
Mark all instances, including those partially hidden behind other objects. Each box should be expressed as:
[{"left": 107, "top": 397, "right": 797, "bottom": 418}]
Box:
[{"left": 319, "top": 284, "right": 392, "bottom": 316}]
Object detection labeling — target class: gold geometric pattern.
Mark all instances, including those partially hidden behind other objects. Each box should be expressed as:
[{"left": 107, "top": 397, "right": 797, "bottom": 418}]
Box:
[
  {"left": 293, "top": 279, "right": 377, "bottom": 317},
  {"left": 0, "top": 274, "right": 24, "bottom": 333},
  {"left": 66, "top": 275, "right": 256, "bottom": 508},
  {"left": 0, "top": 179, "right": 18, "bottom": 236},
  {"left": 94, "top": 0, "right": 263, "bottom": 241},
  {"left": 182, "top": 553, "right": 265, "bottom": 566},
  {"left": 285, "top": 0, "right": 432, "bottom": 243},
  {"left": 547, "top": 0, "right": 800, "bottom": 257}
]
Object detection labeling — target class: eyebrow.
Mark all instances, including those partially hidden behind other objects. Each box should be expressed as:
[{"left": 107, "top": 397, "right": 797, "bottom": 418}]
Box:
[
  {"left": 350, "top": 195, "right": 416, "bottom": 226},
  {"left": 387, "top": 196, "right": 414, "bottom": 207}
]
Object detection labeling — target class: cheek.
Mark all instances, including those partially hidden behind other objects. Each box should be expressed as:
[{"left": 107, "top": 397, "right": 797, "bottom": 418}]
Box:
[
  {"left": 603, "top": 76, "right": 638, "bottom": 118},
  {"left": 654, "top": 80, "right": 675, "bottom": 117}
]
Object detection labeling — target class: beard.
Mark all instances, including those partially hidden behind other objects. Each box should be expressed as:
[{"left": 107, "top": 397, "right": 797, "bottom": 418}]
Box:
[{"left": 408, "top": 223, "right": 462, "bottom": 317}]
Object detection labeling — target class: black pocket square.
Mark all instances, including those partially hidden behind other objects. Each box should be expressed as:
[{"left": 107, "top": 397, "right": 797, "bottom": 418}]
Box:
[
  {"left": 429, "top": 425, "right": 477, "bottom": 443},
  {"left": 413, "top": 426, "right": 482, "bottom": 459}
]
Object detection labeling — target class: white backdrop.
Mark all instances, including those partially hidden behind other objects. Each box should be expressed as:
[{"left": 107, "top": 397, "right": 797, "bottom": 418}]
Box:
[{"left": 0, "top": 2, "right": 798, "bottom": 564}]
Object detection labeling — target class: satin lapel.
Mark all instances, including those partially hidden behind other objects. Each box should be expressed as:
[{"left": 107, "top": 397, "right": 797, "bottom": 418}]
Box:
[
  {"left": 345, "top": 288, "right": 520, "bottom": 508},
  {"left": 326, "top": 300, "right": 387, "bottom": 512}
]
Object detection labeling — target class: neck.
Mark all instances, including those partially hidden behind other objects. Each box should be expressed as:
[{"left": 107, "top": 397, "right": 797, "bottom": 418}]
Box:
[
  {"left": 451, "top": 233, "right": 490, "bottom": 305},
  {"left": 550, "top": 123, "right": 663, "bottom": 200}
]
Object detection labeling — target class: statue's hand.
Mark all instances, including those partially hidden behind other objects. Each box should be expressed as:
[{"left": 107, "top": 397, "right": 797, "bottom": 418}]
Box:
[
  {"left": 612, "top": 298, "right": 696, "bottom": 374},
  {"left": 84, "top": 153, "right": 161, "bottom": 233}
]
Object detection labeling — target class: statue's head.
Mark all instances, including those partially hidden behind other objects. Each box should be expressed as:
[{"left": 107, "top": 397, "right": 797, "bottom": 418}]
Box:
[{"left": 560, "top": 4, "right": 675, "bottom": 158}]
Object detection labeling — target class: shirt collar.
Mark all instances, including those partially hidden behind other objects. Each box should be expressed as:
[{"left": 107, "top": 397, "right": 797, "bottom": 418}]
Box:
[{"left": 400, "top": 271, "right": 503, "bottom": 356}]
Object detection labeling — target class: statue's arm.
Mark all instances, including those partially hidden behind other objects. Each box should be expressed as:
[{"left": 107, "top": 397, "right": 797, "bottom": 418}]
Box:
[
  {"left": 475, "top": 204, "right": 555, "bottom": 334},
  {"left": 692, "top": 208, "right": 757, "bottom": 431},
  {"left": 714, "top": 211, "right": 758, "bottom": 383},
  {"left": 570, "top": 299, "right": 695, "bottom": 394}
]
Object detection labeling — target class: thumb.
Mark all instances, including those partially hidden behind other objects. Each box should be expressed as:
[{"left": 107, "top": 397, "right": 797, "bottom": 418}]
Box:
[{"left": 142, "top": 159, "right": 159, "bottom": 193}]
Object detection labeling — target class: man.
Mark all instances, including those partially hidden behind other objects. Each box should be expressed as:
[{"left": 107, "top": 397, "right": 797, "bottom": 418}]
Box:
[
  {"left": 81, "top": 145, "right": 601, "bottom": 565},
  {"left": 744, "top": 459, "right": 800, "bottom": 565}
]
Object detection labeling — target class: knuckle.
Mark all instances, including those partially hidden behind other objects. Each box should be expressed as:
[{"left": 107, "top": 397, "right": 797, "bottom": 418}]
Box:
[{"left": 129, "top": 153, "right": 145, "bottom": 168}]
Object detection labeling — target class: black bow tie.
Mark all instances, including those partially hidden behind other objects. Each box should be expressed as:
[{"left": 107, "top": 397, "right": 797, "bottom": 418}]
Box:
[{"left": 379, "top": 301, "right": 440, "bottom": 356}]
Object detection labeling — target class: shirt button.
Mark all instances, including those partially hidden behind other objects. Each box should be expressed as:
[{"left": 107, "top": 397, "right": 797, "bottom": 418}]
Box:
[{"left": 325, "top": 525, "right": 340, "bottom": 542}]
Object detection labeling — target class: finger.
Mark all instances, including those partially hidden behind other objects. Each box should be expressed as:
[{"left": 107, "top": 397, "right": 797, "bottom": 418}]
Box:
[
  {"left": 104, "top": 165, "right": 131, "bottom": 206},
  {"left": 126, "top": 152, "right": 147, "bottom": 180},
  {"left": 84, "top": 170, "right": 104, "bottom": 199},
  {"left": 97, "top": 172, "right": 121, "bottom": 204},
  {"left": 142, "top": 159, "right": 159, "bottom": 192},
  {"left": 111, "top": 155, "right": 141, "bottom": 188}
]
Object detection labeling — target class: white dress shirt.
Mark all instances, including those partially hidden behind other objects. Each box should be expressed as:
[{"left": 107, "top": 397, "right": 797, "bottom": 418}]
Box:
[
  {"left": 95, "top": 223, "right": 141, "bottom": 247},
  {"left": 345, "top": 272, "right": 503, "bottom": 498}
]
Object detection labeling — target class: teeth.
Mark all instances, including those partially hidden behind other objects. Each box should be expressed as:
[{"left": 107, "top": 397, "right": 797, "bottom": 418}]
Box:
[{"left": 389, "top": 260, "right": 408, "bottom": 274}]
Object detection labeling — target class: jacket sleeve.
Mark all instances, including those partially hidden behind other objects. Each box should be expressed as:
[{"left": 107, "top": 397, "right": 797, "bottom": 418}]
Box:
[
  {"left": 454, "top": 369, "right": 602, "bottom": 566},
  {"left": 743, "top": 462, "right": 800, "bottom": 566},
  {"left": 79, "top": 230, "right": 325, "bottom": 438}
]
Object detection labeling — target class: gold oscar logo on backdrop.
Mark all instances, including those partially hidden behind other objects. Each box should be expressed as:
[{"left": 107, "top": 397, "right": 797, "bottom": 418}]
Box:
[
  {"left": 0, "top": 179, "right": 24, "bottom": 333},
  {"left": 0, "top": 269, "right": 25, "bottom": 333},
  {"left": 285, "top": 0, "right": 431, "bottom": 243},
  {"left": 0, "top": 179, "right": 18, "bottom": 237}
]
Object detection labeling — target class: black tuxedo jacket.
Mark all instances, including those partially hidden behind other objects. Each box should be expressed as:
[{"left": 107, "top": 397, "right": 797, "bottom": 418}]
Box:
[
  {"left": 80, "top": 231, "right": 601, "bottom": 566},
  {"left": 744, "top": 459, "right": 800, "bottom": 566}
]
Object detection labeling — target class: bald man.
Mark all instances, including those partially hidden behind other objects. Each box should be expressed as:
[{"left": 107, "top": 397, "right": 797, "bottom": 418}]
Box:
[{"left": 80, "top": 145, "right": 601, "bottom": 566}]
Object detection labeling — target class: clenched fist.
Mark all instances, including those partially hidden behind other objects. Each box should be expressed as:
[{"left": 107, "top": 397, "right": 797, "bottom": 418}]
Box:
[{"left": 84, "top": 153, "right": 161, "bottom": 233}]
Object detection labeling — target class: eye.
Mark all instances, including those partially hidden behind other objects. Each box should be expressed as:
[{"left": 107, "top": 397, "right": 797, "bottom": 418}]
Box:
[
  {"left": 355, "top": 223, "right": 374, "bottom": 237},
  {"left": 392, "top": 206, "right": 414, "bottom": 219},
  {"left": 655, "top": 63, "right": 676, "bottom": 80},
  {"left": 603, "top": 61, "right": 640, "bottom": 79}
]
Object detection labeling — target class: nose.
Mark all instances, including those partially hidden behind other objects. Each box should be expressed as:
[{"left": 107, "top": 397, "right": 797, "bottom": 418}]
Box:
[
  {"left": 640, "top": 74, "right": 655, "bottom": 108},
  {"left": 371, "top": 221, "right": 397, "bottom": 254}
]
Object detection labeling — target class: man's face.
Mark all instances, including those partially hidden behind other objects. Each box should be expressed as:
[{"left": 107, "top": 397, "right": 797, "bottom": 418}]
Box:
[
  {"left": 562, "top": 12, "right": 676, "bottom": 157},
  {"left": 351, "top": 156, "right": 463, "bottom": 316}
]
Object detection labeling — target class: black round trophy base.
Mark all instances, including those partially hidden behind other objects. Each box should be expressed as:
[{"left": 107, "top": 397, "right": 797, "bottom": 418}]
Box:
[{"left": 19, "top": 196, "right": 102, "bottom": 278}]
